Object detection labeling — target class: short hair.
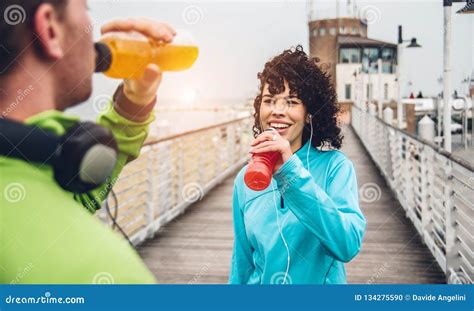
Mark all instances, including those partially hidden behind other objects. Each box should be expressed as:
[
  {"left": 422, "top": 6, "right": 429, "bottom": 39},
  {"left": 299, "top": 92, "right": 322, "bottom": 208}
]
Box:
[{"left": 0, "top": 0, "right": 68, "bottom": 75}]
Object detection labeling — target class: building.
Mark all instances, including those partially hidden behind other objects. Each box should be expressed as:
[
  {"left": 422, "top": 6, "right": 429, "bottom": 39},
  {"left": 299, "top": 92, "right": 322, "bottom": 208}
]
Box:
[
  {"left": 470, "top": 70, "right": 474, "bottom": 98},
  {"left": 308, "top": 1, "right": 398, "bottom": 107}
]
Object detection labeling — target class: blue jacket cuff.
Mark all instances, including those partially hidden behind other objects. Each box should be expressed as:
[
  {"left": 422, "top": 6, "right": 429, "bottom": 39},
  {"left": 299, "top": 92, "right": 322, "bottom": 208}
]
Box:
[{"left": 273, "top": 154, "right": 303, "bottom": 191}]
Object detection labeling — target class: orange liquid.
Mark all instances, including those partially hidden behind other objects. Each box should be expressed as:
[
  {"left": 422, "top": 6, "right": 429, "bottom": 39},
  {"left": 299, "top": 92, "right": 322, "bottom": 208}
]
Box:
[{"left": 100, "top": 36, "right": 199, "bottom": 79}]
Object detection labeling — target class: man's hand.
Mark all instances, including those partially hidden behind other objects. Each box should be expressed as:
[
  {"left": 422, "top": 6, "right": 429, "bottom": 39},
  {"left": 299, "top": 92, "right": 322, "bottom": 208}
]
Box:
[{"left": 101, "top": 18, "right": 176, "bottom": 106}]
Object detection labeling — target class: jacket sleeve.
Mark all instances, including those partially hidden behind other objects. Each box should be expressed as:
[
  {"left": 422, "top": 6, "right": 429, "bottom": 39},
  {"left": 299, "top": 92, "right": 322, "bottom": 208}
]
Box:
[
  {"left": 273, "top": 154, "right": 366, "bottom": 263},
  {"left": 228, "top": 181, "right": 255, "bottom": 284},
  {"left": 75, "top": 89, "right": 155, "bottom": 213}
]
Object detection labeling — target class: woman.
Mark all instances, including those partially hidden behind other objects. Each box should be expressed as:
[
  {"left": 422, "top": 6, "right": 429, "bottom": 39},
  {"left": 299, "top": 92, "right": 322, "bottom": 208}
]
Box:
[{"left": 229, "top": 46, "right": 366, "bottom": 284}]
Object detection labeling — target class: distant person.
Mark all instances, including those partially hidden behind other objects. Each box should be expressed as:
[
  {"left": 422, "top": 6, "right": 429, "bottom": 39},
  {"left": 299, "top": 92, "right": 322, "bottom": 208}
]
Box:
[
  {"left": 417, "top": 91, "right": 423, "bottom": 98},
  {"left": 0, "top": 0, "right": 176, "bottom": 283},
  {"left": 409, "top": 92, "right": 415, "bottom": 99},
  {"left": 228, "top": 46, "right": 366, "bottom": 284}
]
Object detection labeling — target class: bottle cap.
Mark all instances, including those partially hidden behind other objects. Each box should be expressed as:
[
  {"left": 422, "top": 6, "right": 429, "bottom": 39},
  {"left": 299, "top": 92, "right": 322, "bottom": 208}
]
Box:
[{"left": 94, "top": 42, "right": 112, "bottom": 73}]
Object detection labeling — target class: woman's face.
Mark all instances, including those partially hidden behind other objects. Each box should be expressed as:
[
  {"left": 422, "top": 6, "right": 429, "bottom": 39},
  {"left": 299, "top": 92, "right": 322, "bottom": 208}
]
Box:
[{"left": 259, "top": 80, "right": 307, "bottom": 151}]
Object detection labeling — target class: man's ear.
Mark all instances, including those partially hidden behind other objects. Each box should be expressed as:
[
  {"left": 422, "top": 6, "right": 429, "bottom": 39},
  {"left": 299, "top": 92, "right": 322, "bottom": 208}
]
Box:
[{"left": 33, "top": 3, "right": 64, "bottom": 60}]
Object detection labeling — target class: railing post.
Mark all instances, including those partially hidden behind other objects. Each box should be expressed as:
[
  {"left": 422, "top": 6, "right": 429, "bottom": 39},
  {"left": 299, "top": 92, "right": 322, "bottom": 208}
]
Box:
[
  {"left": 404, "top": 139, "right": 414, "bottom": 215},
  {"left": 444, "top": 161, "right": 457, "bottom": 283},
  {"left": 419, "top": 146, "right": 429, "bottom": 241},
  {"left": 198, "top": 134, "right": 205, "bottom": 186},
  {"left": 145, "top": 146, "right": 155, "bottom": 239},
  {"left": 177, "top": 138, "right": 184, "bottom": 205}
]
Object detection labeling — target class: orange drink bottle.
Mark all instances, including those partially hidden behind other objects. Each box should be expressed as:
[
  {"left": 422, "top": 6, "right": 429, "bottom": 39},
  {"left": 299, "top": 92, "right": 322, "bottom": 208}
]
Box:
[{"left": 94, "top": 31, "right": 199, "bottom": 79}]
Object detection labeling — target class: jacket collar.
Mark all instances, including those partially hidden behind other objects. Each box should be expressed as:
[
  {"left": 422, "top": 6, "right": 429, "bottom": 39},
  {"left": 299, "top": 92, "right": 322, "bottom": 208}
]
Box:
[{"left": 24, "top": 110, "right": 80, "bottom": 135}]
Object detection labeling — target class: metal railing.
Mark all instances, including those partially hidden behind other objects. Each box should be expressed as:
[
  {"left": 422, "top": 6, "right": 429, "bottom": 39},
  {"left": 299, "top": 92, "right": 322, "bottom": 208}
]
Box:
[
  {"left": 352, "top": 105, "right": 473, "bottom": 284},
  {"left": 97, "top": 116, "right": 253, "bottom": 246}
]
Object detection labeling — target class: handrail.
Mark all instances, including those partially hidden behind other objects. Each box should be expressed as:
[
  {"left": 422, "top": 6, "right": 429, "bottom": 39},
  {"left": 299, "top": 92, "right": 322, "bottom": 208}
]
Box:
[
  {"left": 351, "top": 105, "right": 473, "bottom": 284},
  {"left": 352, "top": 105, "right": 474, "bottom": 171},
  {"left": 144, "top": 116, "right": 252, "bottom": 146},
  {"left": 97, "top": 115, "right": 254, "bottom": 247}
]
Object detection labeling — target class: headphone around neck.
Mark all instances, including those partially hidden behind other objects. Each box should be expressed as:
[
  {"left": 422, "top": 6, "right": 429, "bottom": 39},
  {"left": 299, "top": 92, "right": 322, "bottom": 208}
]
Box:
[{"left": 0, "top": 118, "right": 118, "bottom": 193}]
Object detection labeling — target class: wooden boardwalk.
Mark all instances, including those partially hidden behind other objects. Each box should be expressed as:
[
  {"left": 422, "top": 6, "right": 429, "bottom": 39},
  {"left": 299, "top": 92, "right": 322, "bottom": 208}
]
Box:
[{"left": 138, "top": 126, "right": 446, "bottom": 284}]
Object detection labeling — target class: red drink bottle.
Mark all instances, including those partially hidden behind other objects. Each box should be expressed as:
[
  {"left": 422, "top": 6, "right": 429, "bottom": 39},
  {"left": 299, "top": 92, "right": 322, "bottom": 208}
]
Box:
[{"left": 244, "top": 152, "right": 280, "bottom": 191}]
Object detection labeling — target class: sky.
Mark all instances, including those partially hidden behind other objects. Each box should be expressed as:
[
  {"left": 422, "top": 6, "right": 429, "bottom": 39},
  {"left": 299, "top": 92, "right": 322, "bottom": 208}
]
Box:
[{"left": 75, "top": 0, "right": 473, "bottom": 113}]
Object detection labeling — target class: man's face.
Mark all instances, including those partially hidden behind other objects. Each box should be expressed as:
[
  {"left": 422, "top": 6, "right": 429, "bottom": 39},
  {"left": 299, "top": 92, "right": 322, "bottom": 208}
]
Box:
[{"left": 52, "top": 0, "right": 94, "bottom": 110}]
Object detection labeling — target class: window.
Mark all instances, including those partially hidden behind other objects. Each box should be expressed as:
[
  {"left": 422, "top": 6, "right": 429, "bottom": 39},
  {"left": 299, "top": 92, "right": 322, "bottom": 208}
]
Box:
[
  {"left": 319, "top": 28, "right": 326, "bottom": 36},
  {"left": 362, "top": 48, "right": 379, "bottom": 73},
  {"left": 351, "top": 27, "right": 357, "bottom": 35},
  {"left": 366, "top": 83, "right": 373, "bottom": 101},
  {"left": 340, "top": 26, "right": 346, "bottom": 34},
  {"left": 312, "top": 28, "right": 318, "bottom": 37},
  {"left": 381, "top": 48, "right": 396, "bottom": 73},
  {"left": 329, "top": 27, "right": 336, "bottom": 35},
  {"left": 345, "top": 84, "right": 352, "bottom": 100},
  {"left": 339, "top": 48, "right": 361, "bottom": 64},
  {"left": 384, "top": 83, "right": 389, "bottom": 100}
]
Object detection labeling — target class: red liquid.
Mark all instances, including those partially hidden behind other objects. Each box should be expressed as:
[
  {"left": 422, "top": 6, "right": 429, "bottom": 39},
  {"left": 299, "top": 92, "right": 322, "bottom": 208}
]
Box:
[{"left": 244, "top": 152, "right": 280, "bottom": 191}]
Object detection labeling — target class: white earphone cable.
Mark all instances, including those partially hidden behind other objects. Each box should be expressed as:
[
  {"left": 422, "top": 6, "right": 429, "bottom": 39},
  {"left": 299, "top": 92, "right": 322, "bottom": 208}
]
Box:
[
  {"left": 271, "top": 182, "right": 290, "bottom": 285},
  {"left": 306, "top": 115, "right": 313, "bottom": 172},
  {"left": 270, "top": 114, "right": 313, "bottom": 285}
]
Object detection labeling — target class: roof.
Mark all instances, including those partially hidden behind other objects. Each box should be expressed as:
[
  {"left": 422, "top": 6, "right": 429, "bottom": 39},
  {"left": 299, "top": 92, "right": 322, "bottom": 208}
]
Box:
[{"left": 337, "top": 35, "right": 396, "bottom": 48}]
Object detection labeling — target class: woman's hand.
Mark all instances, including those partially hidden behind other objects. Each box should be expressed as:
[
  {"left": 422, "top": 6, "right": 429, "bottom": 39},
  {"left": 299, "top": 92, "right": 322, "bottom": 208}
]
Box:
[
  {"left": 101, "top": 18, "right": 176, "bottom": 106},
  {"left": 249, "top": 129, "right": 293, "bottom": 173}
]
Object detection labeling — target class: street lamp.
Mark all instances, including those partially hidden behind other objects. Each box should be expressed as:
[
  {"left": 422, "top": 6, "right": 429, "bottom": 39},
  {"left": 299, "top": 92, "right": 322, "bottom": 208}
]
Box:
[
  {"left": 407, "top": 38, "right": 422, "bottom": 48},
  {"left": 457, "top": 0, "right": 474, "bottom": 13},
  {"left": 396, "top": 25, "right": 421, "bottom": 129}
]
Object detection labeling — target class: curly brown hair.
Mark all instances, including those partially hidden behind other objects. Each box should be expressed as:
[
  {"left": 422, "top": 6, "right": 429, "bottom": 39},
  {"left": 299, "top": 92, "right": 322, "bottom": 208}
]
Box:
[{"left": 252, "top": 45, "right": 343, "bottom": 149}]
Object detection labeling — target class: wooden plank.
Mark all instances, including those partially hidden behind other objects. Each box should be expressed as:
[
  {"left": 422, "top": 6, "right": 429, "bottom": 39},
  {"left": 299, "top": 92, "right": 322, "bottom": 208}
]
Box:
[{"left": 138, "top": 126, "right": 446, "bottom": 284}]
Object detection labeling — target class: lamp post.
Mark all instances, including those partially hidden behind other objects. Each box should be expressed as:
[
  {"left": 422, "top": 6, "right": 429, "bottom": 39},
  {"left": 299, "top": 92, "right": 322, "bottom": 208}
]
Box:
[
  {"left": 396, "top": 25, "right": 421, "bottom": 129},
  {"left": 443, "top": 0, "right": 472, "bottom": 152}
]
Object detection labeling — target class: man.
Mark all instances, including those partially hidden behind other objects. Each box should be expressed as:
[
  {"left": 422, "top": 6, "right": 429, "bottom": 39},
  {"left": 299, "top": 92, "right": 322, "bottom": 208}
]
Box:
[{"left": 0, "top": 0, "right": 174, "bottom": 283}]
